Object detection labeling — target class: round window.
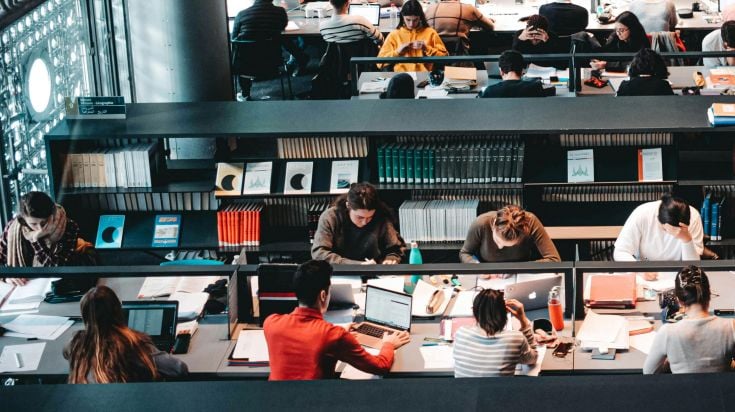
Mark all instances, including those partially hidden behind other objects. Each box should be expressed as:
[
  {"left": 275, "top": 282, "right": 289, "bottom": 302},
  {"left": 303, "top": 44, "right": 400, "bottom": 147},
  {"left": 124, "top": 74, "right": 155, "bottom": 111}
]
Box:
[{"left": 28, "top": 57, "right": 52, "bottom": 113}]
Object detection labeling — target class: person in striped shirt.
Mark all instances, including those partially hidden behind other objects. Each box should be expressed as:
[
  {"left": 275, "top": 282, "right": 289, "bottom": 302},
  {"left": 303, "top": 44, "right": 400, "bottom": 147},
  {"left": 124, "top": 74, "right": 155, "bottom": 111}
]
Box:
[
  {"left": 453, "top": 289, "right": 538, "bottom": 377},
  {"left": 319, "top": 0, "right": 384, "bottom": 45}
]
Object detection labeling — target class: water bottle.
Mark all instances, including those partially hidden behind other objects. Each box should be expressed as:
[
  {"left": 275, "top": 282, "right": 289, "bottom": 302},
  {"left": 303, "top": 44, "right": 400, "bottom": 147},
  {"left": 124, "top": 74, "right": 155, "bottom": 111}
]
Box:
[
  {"left": 404, "top": 241, "right": 422, "bottom": 294},
  {"left": 548, "top": 286, "right": 564, "bottom": 331},
  {"left": 389, "top": 3, "right": 398, "bottom": 27}
]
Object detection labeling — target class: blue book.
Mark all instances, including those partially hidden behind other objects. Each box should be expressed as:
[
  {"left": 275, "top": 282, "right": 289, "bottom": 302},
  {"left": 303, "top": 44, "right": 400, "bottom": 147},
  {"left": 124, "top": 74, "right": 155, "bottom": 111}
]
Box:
[
  {"left": 95, "top": 215, "right": 125, "bottom": 249},
  {"left": 708, "top": 107, "right": 735, "bottom": 126},
  {"left": 702, "top": 193, "right": 711, "bottom": 237},
  {"left": 710, "top": 203, "right": 720, "bottom": 241},
  {"left": 152, "top": 214, "right": 181, "bottom": 248}
]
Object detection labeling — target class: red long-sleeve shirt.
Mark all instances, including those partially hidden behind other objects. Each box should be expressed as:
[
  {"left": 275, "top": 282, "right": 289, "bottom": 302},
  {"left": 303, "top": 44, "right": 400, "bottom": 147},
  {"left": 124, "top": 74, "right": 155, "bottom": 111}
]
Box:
[{"left": 263, "top": 307, "right": 394, "bottom": 380}]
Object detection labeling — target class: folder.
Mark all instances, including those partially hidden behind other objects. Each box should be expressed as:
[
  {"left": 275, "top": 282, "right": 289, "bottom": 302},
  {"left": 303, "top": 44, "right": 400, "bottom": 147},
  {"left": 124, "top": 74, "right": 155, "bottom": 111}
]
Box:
[{"left": 584, "top": 273, "right": 636, "bottom": 309}]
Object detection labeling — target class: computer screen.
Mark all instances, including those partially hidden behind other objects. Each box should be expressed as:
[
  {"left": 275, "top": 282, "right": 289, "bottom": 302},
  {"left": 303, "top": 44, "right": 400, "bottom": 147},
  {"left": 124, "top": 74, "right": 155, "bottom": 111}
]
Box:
[
  {"left": 122, "top": 301, "right": 178, "bottom": 339},
  {"left": 348, "top": 4, "right": 381, "bottom": 26},
  {"left": 365, "top": 286, "right": 412, "bottom": 330}
]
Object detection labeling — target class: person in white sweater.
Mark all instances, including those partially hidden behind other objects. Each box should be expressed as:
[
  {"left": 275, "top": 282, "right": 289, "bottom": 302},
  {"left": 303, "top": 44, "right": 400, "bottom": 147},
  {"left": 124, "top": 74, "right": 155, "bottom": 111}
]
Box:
[
  {"left": 614, "top": 195, "right": 703, "bottom": 263},
  {"left": 628, "top": 0, "right": 678, "bottom": 33},
  {"left": 643, "top": 265, "right": 735, "bottom": 374}
]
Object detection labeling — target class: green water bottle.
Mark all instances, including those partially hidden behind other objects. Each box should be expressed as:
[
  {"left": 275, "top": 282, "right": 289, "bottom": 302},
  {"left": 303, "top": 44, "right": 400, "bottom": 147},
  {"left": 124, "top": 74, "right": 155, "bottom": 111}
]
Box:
[{"left": 405, "top": 242, "right": 423, "bottom": 294}]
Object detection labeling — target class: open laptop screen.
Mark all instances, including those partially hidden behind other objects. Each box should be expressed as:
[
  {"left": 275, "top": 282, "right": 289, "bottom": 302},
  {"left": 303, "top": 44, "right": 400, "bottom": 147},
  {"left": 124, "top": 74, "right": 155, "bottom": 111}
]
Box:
[
  {"left": 364, "top": 285, "right": 412, "bottom": 330},
  {"left": 122, "top": 301, "right": 178, "bottom": 341},
  {"left": 348, "top": 4, "right": 381, "bottom": 26}
]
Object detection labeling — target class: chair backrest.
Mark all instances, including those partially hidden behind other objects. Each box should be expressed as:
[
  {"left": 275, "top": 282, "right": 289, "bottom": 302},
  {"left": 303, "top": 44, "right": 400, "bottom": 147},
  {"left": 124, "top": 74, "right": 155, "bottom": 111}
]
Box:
[
  {"left": 160, "top": 259, "right": 224, "bottom": 266},
  {"left": 649, "top": 32, "right": 686, "bottom": 66},
  {"left": 312, "top": 39, "right": 379, "bottom": 99},
  {"left": 231, "top": 38, "right": 285, "bottom": 78},
  {"left": 440, "top": 35, "right": 467, "bottom": 57}
]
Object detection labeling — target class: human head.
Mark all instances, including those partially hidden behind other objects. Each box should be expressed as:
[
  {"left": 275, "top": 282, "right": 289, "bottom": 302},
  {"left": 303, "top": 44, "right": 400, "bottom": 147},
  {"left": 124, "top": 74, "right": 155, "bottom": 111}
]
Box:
[
  {"left": 612, "top": 11, "right": 647, "bottom": 48},
  {"left": 293, "top": 260, "right": 333, "bottom": 311},
  {"left": 345, "top": 182, "right": 380, "bottom": 228},
  {"left": 721, "top": 21, "right": 735, "bottom": 49},
  {"left": 399, "top": 0, "right": 428, "bottom": 30},
  {"left": 329, "top": 0, "right": 349, "bottom": 13},
  {"left": 498, "top": 50, "right": 525, "bottom": 77},
  {"left": 628, "top": 48, "right": 669, "bottom": 79},
  {"left": 19, "top": 191, "right": 56, "bottom": 230},
  {"left": 492, "top": 205, "right": 530, "bottom": 249},
  {"left": 525, "top": 14, "right": 549, "bottom": 32},
  {"left": 380, "top": 73, "right": 415, "bottom": 99},
  {"left": 657, "top": 194, "right": 690, "bottom": 236},
  {"left": 472, "top": 289, "right": 508, "bottom": 335},
  {"left": 674, "top": 265, "right": 711, "bottom": 310},
  {"left": 80, "top": 286, "right": 126, "bottom": 332}
]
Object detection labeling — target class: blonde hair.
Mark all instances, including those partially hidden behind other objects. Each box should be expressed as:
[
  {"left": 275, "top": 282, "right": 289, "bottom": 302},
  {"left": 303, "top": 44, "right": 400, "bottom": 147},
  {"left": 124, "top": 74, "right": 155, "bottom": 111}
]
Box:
[{"left": 493, "top": 205, "right": 530, "bottom": 242}]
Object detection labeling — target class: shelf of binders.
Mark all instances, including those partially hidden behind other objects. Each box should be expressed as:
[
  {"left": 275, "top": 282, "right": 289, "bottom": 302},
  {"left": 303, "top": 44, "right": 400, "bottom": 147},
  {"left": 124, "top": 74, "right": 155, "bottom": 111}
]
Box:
[
  {"left": 677, "top": 179, "right": 735, "bottom": 187},
  {"left": 376, "top": 183, "right": 523, "bottom": 190}
]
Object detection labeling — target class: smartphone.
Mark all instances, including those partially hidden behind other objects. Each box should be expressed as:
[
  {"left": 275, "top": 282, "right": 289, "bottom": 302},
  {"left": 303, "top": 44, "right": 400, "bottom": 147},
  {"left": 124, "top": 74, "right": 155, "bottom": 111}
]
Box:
[
  {"left": 416, "top": 79, "right": 429, "bottom": 88},
  {"left": 552, "top": 342, "right": 572, "bottom": 358},
  {"left": 715, "top": 309, "right": 735, "bottom": 316}
]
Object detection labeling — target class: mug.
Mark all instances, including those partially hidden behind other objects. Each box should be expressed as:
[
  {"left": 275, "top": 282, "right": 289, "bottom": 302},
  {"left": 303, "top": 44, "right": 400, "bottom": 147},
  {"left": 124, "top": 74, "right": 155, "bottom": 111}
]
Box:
[{"left": 429, "top": 69, "right": 444, "bottom": 87}]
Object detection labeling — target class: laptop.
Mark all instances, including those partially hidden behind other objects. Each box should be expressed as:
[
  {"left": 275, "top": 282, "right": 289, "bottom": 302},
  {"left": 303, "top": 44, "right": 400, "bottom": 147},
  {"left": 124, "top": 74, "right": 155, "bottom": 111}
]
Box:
[
  {"left": 348, "top": 3, "right": 381, "bottom": 26},
  {"left": 122, "top": 300, "right": 179, "bottom": 352},
  {"left": 353, "top": 285, "right": 412, "bottom": 349},
  {"left": 504, "top": 275, "right": 563, "bottom": 311}
]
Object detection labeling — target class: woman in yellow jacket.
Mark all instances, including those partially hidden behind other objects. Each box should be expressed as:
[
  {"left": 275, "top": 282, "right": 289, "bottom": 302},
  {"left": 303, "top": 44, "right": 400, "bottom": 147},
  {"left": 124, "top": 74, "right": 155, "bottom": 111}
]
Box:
[{"left": 378, "top": 0, "right": 448, "bottom": 72}]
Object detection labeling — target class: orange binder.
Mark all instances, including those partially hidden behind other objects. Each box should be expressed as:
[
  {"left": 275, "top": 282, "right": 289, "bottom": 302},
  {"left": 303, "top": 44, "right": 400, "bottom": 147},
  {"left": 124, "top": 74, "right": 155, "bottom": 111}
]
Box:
[{"left": 586, "top": 273, "right": 637, "bottom": 309}]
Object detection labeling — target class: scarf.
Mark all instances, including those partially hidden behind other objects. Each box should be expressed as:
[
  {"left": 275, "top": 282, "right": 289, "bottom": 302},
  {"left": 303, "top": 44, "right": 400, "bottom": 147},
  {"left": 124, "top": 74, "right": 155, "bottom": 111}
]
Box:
[{"left": 7, "top": 205, "right": 68, "bottom": 267}]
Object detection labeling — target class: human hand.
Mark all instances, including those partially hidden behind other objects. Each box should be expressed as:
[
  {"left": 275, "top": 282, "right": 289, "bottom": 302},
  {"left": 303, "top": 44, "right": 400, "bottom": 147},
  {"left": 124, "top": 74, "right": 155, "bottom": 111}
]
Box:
[
  {"left": 676, "top": 223, "right": 692, "bottom": 243},
  {"left": 590, "top": 59, "right": 607, "bottom": 70},
  {"left": 382, "top": 330, "right": 411, "bottom": 349},
  {"left": 505, "top": 298, "right": 530, "bottom": 329},
  {"left": 5, "top": 278, "right": 29, "bottom": 286},
  {"left": 362, "top": 258, "right": 377, "bottom": 265},
  {"left": 412, "top": 40, "right": 426, "bottom": 50},
  {"left": 382, "top": 259, "right": 398, "bottom": 265},
  {"left": 397, "top": 42, "right": 413, "bottom": 54}
]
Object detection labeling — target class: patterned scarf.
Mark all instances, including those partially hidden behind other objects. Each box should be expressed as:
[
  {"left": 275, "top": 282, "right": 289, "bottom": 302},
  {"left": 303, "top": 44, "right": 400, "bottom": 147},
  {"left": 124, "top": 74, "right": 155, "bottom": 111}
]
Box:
[{"left": 6, "top": 205, "right": 68, "bottom": 267}]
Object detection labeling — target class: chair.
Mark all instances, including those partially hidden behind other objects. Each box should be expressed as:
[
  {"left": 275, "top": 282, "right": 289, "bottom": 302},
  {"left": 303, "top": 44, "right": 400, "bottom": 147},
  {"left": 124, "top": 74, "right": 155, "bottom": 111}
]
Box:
[
  {"left": 649, "top": 32, "right": 687, "bottom": 66},
  {"left": 311, "top": 39, "right": 379, "bottom": 99},
  {"left": 231, "top": 38, "right": 293, "bottom": 100}
]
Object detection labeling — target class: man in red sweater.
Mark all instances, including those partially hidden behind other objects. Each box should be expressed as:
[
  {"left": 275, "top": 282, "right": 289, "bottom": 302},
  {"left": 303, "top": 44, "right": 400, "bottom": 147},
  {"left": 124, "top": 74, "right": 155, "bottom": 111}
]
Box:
[{"left": 263, "top": 260, "right": 410, "bottom": 380}]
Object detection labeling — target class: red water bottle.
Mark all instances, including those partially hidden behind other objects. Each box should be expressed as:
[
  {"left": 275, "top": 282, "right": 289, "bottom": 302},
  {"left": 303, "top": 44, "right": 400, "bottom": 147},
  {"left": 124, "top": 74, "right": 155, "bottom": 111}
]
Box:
[{"left": 548, "top": 286, "right": 564, "bottom": 331}]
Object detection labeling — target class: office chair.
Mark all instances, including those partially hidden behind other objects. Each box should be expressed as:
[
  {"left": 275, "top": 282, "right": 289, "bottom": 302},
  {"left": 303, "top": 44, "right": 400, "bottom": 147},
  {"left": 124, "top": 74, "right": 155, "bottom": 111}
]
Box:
[
  {"left": 231, "top": 38, "right": 293, "bottom": 100},
  {"left": 312, "top": 39, "right": 379, "bottom": 99}
]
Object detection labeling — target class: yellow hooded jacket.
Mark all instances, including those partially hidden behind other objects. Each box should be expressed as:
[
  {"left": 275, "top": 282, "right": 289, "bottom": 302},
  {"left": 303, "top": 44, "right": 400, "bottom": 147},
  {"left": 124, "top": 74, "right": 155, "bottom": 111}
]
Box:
[{"left": 378, "top": 26, "right": 448, "bottom": 72}]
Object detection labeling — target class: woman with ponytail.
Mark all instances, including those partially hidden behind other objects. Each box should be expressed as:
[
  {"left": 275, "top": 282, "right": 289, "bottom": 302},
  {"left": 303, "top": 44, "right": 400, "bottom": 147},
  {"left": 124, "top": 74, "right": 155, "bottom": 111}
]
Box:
[
  {"left": 644, "top": 265, "right": 735, "bottom": 374},
  {"left": 460, "top": 205, "right": 560, "bottom": 263},
  {"left": 64, "top": 286, "right": 188, "bottom": 383}
]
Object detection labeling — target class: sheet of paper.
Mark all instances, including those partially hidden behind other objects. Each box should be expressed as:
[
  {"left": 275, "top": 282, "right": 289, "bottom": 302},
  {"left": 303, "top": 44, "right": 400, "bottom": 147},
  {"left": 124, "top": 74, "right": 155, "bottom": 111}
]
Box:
[
  {"left": 578, "top": 311, "right": 629, "bottom": 350},
  {"left": 360, "top": 80, "right": 388, "bottom": 94},
  {"left": 232, "top": 330, "right": 269, "bottom": 361},
  {"left": 516, "top": 345, "right": 547, "bottom": 377},
  {"left": 340, "top": 347, "right": 382, "bottom": 379},
  {"left": 411, "top": 280, "right": 452, "bottom": 317},
  {"left": 137, "top": 276, "right": 179, "bottom": 298},
  {"left": 629, "top": 331, "right": 657, "bottom": 355},
  {"left": 332, "top": 276, "right": 362, "bottom": 290},
  {"left": 0, "top": 342, "right": 46, "bottom": 373},
  {"left": 3, "top": 315, "right": 72, "bottom": 340},
  {"left": 608, "top": 77, "right": 626, "bottom": 91},
  {"left": 176, "top": 320, "right": 199, "bottom": 336},
  {"left": 602, "top": 70, "right": 629, "bottom": 78},
  {"left": 416, "top": 88, "right": 449, "bottom": 99},
  {"left": 7, "top": 278, "right": 54, "bottom": 304},
  {"left": 526, "top": 63, "right": 556, "bottom": 79},
  {"left": 169, "top": 291, "right": 209, "bottom": 321},
  {"left": 449, "top": 290, "right": 479, "bottom": 317},
  {"left": 637, "top": 272, "right": 676, "bottom": 292},
  {"left": 176, "top": 276, "right": 220, "bottom": 294},
  {"left": 367, "top": 277, "right": 404, "bottom": 293},
  {"left": 420, "top": 345, "right": 454, "bottom": 369},
  {"left": 285, "top": 20, "right": 300, "bottom": 31}
]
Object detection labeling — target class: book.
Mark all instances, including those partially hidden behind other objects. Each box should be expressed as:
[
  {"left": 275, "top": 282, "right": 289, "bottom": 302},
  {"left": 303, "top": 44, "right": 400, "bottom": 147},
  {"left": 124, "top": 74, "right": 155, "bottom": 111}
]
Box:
[
  {"left": 243, "top": 162, "right": 273, "bottom": 195},
  {"left": 215, "top": 163, "right": 244, "bottom": 196},
  {"left": 95, "top": 215, "right": 125, "bottom": 249},
  {"left": 638, "top": 148, "right": 663, "bottom": 182},
  {"left": 708, "top": 103, "right": 735, "bottom": 126},
  {"left": 329, "top": 160, "right": 359, "bottom": 193},
  {"left": 584, "top": 273, "right": 636, "bottom": 309},
  {"left": 283, "top": 161, "right": 314, "bottom": 195},
  {"left": 152, "top": 214, "right": 181, "bottom": 248},
  {"left": 228, "top": 329, "right": 269, "bottom": 366},
  {"left": 137, "top": 276, "right": 220, "bottom": 298},
  {"left": 567, "top": 149, "right": 594, "bottom": 183}
]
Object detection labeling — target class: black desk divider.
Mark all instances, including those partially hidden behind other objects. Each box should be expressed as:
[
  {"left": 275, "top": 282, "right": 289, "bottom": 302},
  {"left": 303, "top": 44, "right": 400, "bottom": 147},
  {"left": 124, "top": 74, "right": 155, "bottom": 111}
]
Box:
[{"left": 257, "top": 263, "right": 299, "bottom": 326}]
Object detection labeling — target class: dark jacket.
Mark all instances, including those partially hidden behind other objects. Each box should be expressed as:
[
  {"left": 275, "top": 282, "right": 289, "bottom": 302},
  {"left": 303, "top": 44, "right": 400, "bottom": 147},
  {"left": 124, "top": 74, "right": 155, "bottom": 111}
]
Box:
[
  {"left": 539, "top": 2, "right": 589, "bottom": 36},
  {"left": 512, "top": 31, "right": 569, "bottom": 69},
  {"left": 601, "top": 36, "right": 650, "bottom": 72},
  {"left": 232, "top": 0, "right": 287, "bottom": 40},
  {"left": 617, "top": 77, "right": 674, "bottom": 96},
  {"left": 479, "top": 79, "right": 547, "bottom": 98}
]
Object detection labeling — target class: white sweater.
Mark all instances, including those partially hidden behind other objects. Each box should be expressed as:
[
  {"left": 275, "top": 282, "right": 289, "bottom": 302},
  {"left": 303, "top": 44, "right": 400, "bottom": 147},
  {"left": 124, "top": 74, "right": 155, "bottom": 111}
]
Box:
[{"left": 613, "top": 201, "right": 703, "bottom": 261}]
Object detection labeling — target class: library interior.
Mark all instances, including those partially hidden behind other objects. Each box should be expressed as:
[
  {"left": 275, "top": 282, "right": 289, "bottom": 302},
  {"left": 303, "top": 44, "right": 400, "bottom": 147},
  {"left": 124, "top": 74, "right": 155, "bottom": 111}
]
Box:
[{"left": 4, "top": 0, "right": 735, "bottom": 410}]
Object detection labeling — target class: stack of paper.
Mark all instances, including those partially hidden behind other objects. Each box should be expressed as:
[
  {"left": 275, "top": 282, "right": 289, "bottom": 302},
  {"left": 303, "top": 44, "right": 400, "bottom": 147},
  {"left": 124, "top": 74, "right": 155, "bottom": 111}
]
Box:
[
  {"left": 577, "top": 310, "right": 629, "bottom": 350},
  {"left": 525, "top": 64, "right": 556, "bottom": 80},
  {"left": 448, "top": 290, "right": 479, "bottom": 317},
  {"left": 0, "top": 278, "right": 56, "bottom": 314},
  {"left": 137, "top": 276, "right": 219, "bottom": 298},
  {"left": 515, "top": 345, "right": 547, "bottom": 376},
  {"left": 228, "top": 329, "right": 269, "bottom": 366},
  {"left": 169, "top": 291, "right": 209, "bottom": 321},
  {"left": 359, "top": 79, "right": 389, "bottom": 94},
  {"left": 2, "top": 315, "right": 73, "bottom": 340}
]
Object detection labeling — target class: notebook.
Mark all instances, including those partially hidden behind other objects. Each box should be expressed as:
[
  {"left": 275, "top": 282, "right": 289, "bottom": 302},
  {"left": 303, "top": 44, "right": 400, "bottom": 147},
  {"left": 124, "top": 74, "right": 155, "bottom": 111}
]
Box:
[
  {"left": 584, "top": 273, "right": 637, "bottom": 309},
  {"left": 504, "top": 275, "right": 563, "bottom": 311},
  {"left": 353, "top": 285, "right": 412, "bottom": 349},
  {"left": 122, "top": 301, "right": 178, "bottom": 352},
  {"left": 349, "top": 4, "right": 381, "bottom": 26}
]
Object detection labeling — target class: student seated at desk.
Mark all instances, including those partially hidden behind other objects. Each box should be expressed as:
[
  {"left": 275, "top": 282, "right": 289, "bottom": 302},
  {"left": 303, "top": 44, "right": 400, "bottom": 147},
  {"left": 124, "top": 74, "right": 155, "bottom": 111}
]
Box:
[
  {"left": 512, "top": 15, "right": 567, "bottom": 68},
  {"left": 643, "top": 265, "right": 735, "bottom": 374},
  {"left": 426, "top": 0, "right": 495, "bottom": 55},
  {"left": 478, "top": 50, "right": 547, "bottom": 98},
  {"left": 312, "top": 182, "right": 406, "bottom": 264},
  {"left": 616, "top": 48, "right": 674, "bottom": 96},
  {"left": 702, "top": 20, "right": 735, "bottom": 69},
  {"left": 380, "top": 73, "right": 415, "bottom": 98},
  {"left": 1, "top": 192, "right": 93, "bottom": 286},
  {"left": 64, "top": 286, "right": 188, "bottom": 383},
  {"left": 590, "top": 12, "right": 650, "bottom": 73},
  {"left": 319, "top": 0, "right": 384, "bottom": 45},
  {"left": 453, "top": 289, "right": 537, "bottom": 377},
  {"left": 628, "top": 0, "right": 677, "bottom": 33},
  {"left": 263, "top": 260, "right": 410, "bottom": 380},
  {"left": 377, "top": 0, "right": 448, "bottom": 72},
  {"left": 459, "top": 205, "right": 560, "bottom": 263},
  {"left": 538, "top": 0, "right": 588, "bottom": 37}
]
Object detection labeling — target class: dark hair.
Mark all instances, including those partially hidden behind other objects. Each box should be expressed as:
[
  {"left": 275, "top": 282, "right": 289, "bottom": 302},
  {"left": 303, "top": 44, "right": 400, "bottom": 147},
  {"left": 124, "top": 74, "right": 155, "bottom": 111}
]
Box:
[
  {"left": 65, "top": 286, "right": 158, "bottom": 383},
  {"left": 20, "top": 191, "right": 55, "bottom": 218},
  {"left": 608, "top": 11, "right": 649, "bottom": 50},
  {"left": 628, "top": 48, "right": 669, "bottom": 78},
  {"left": 675, "top": 265, "right": 711, "bottom": 308},
  {"left": 380, "top": 73, "right": 415, "bottom": 99},
  {"left": 493, "top": 205, "right": 530, "bottom": 242},
  {"left": 334, "top": 182, "right": 394, "bottom": 223},
  {"left": 398, "top": 0, "right": 428, "bottom": 30},
  {"left": 657, "top": 194, "right": 690, "bottom": 226},
  {"left": 293, "top": 260, "right": 332, "bottom": 307},
  {"left": 472, "top": 289, "right": 508, "bottom": 335},
  {"left": 498, "top": 50, "right": 525, "bottom": 76},
  {"left": 721, "top": 20, "right": 735, "bottom": 47},
  {"left": 329, "top": 0, "right": 349, "bottom": 10},
  {"left": 525, "top": 15, "right": 549, "bottom": 32}
]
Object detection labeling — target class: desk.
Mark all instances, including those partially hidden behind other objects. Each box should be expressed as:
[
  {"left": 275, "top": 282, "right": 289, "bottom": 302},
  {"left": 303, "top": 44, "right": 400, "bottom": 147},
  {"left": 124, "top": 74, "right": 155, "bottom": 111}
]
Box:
[{"left": 578, "top": 66, "right": 706, "bottom": 95}]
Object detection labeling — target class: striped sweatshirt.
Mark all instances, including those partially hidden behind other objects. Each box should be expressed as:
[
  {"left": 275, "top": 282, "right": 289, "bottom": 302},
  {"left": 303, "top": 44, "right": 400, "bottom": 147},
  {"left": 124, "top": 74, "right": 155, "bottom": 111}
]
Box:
[
  {"left": 319, "top": 14, "right": 384, "bottom": 45},
  {"left": 453, "top": 324, "right": 537, "bottom": 377}
]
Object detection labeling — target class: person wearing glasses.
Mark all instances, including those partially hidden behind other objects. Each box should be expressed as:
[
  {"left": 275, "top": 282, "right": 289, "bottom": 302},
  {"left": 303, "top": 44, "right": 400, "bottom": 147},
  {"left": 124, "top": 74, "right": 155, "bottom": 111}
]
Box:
[
  {"left": 590, "top": 11, "right": 650, "bottom": 73},
  {"left": 453, "top": 289, "right": 538, "bottom": 377},
  {"left": 312, "top": 182, "right": 406, "bottom": 265},
  {"left": 643, "top": 266, "right": 735, "bottom": 374}
]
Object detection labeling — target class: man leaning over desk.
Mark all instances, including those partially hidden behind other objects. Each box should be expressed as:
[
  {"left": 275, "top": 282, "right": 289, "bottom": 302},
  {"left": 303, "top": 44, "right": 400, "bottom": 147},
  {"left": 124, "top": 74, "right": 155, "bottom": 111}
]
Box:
[{"left": 264, "top": 260, "right": 410, "bottom": 380}]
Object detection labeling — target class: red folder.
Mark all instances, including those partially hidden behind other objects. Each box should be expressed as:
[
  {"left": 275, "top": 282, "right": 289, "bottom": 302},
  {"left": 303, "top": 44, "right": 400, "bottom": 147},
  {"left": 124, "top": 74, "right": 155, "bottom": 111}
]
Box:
[{"left": 586, "top": 273, "right": 637, "bottom": 309}]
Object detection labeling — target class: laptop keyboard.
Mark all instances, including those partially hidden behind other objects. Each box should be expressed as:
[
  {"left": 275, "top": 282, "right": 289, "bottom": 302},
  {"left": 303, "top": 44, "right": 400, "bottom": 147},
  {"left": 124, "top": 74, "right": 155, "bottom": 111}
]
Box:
[{"left": 355, "top": 323, "right": 394, "bottom": 338}]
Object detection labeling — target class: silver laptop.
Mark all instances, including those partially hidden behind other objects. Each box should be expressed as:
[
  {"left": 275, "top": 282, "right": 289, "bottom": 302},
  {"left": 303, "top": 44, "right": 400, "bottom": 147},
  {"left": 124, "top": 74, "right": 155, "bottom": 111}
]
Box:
[
  {"left": 353, "top": 285, "right": 412, "bottom": 348},
  {"left": 349, "top": 3, "right": 381, "bottom": 26},
  {"left": 504, "top": 275, "right": 563, "bottom": 311}
]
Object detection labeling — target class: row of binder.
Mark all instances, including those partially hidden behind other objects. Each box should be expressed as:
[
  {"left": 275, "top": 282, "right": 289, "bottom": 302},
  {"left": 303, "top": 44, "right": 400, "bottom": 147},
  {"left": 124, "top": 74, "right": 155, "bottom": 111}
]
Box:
[
  {"left": 398, "top": 200, "right": 479, "bottom": 242},
  {"left": 559, "top": 133, "right": 673, "bottom": 147},
  {"left": 69, "top": 192, "right": 219, "bottom": 212},
  {"left": 541, "top": 184, "right": 673, "bottom": 203},
  {"left": 276, "top": 137, "right": 368, "bottom": 159}
]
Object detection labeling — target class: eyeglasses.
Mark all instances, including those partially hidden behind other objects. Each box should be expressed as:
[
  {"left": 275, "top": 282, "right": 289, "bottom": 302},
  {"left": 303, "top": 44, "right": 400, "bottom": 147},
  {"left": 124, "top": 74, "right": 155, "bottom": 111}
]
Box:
[{"left": 615, "top": 27, "right": 629, "bottom": 34}]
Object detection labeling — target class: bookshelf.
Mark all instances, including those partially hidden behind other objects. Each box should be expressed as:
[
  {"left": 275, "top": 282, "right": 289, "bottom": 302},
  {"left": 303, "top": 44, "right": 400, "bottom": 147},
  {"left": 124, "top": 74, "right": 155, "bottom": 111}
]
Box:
[{"left": 44, "top": 98, "right": 735, "bottom": 263}]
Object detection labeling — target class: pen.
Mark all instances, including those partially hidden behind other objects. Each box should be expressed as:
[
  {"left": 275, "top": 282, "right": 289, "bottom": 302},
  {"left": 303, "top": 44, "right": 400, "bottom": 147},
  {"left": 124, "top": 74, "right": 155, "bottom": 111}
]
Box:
[
  {"left": 15, "top": 352, "right": 23, "bottom": 368},
  {"left": 422, "top": 343, "right": 439, "bottom": 346}
]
